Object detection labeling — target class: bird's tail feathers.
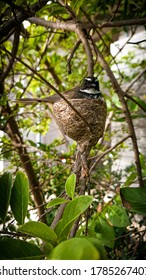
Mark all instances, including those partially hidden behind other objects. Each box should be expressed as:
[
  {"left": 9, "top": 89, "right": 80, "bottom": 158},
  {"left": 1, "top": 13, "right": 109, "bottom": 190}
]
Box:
[
  {"left": 12, "top": 98, "right": 41, "bottom": 104},
  {"left": 11, "top": 96, "right": 56, "bottom": 104}
]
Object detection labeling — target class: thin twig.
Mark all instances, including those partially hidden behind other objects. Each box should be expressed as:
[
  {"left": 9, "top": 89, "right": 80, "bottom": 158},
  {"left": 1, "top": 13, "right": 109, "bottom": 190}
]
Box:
[
  {"left": 69, "top": 176, "right": 88, "bottom": 238},
  {"left": 125, "top": 93, "right": 146, "bottom": 112},
  {"left": 0, "top": 25, "right": 21, "bottom": 82},
  {"left": 109, "top": 0, "right": 122, "bottom": 21},
  {"left": 125, "top": 68, "right": 146, "bottom": 93},
  {"left": 127, "top": 39, "right": 146, "bottom": 44},
  {"left": 57, "top": 0, "right": 94, "bottom": 76},
  {"left": 90, "top": 135, "right": 130, "bottom": 173},
  {"left": 51, "top": 200, "right": 68, "bottom": 229},
  {"left": 98, "top": 111, "right": 114, "bottom": 146},
  {"left": 67, "top": 40, "right": 81, "bottom": 74}
]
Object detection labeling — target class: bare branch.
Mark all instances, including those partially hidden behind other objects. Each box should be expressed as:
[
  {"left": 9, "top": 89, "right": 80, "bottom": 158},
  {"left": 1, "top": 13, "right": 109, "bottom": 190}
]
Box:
[
  {"left": 125, "top": 68, "right": 146, "bottom": 93},
  {"left": 67, "top": 40, "right": 81, "bottom": 74},
  {"left": 127, "top": 39, "right": 146, "bottom": 44},
  {"left": 56, "top": 0, "right": 94, "bottom": 76},
  {"left": 90, "top": 135, "right": 130, "bottom": 173},
  {"left": 0, "top": 26, "right": 21, "bottom": 82},
  {"left": 75, "top": 26, "right": 94, "bottom": 76},
  {"left": 2, "top": 103, "right": 46, "bottom": 221},
  {"left": 124, "top": 93, "right": 146, "bottom": 112},
  {"left": 99, "top": 18, "right": 146, "bottom": 28},
  {"left": 28, "top": 17, "right": 146, "bottom": 32},
  {"left": 51, "top": 200, "right": 68, "bottom": 229},
  {"left": 1, "top": 0, "right": 146, "bottom": 44},
  {"left": 109, "top": 0, "right": 122, "bottom": 22},
  {"left": 92, "top": 43, "right": 144, "bottom": 188},
  {"left": 28, "top": 17, "right": 76, "bottom": 31}
]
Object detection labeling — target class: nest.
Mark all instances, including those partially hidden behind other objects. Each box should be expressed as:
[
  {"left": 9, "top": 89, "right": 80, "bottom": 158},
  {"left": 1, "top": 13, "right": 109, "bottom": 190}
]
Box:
[{"left": 53, "top": 98, "right": 107, "bottom": 150}]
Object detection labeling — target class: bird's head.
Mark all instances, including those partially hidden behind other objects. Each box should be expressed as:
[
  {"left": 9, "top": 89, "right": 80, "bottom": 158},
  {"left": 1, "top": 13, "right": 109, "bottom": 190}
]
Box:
[{"left": 79, "top": 77, "right": 102, "bottom": 99}]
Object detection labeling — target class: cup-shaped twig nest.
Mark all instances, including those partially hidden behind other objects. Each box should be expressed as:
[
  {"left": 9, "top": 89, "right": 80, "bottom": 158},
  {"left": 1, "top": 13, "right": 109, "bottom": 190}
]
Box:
[{"left": 53, "top": 98, "right": 107, "bottom": 153}]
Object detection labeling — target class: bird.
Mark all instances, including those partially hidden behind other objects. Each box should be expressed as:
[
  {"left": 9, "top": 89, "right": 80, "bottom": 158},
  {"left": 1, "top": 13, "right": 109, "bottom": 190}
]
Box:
[{"left": 14, "top": 77, "right": 107, "bottom": 176}]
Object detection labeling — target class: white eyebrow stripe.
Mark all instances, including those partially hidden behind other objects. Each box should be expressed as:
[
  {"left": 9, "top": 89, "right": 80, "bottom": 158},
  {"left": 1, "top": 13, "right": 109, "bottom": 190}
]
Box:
[
  {"left": 85, "top": 77, "right": 98, "bottom": 82},
  {"left": 80, "top": 89, "right": 100, "bottom": 94},
  {"left": 85, "top": 77, "right": 93, "bottom": 81}
]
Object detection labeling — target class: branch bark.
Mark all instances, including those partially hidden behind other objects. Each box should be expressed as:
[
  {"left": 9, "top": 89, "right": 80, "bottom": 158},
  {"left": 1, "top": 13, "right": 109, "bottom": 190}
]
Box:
[
  {"left": 56, "top": 0, "right": 94, "bottom": 76},
  {"left": 90, "top": 135, "right": 130, "bottom": 173},
  {"left": 93, "top": 43, "right": 144, "bottom": 188},
  {"left": 2, "top": 103, "right": 46, "bottom": 221},
  {"left": 28, "top": 17, "right": 146, "bottom": 32},
  {"left": 0, "top": 26, "right": 46, "bottom": 221},
  {"left": 0, "top": 26, "right": 21, "bottom": 82},
  {"left": 1, "top": 0, "right": 146, "bottom": 44}
]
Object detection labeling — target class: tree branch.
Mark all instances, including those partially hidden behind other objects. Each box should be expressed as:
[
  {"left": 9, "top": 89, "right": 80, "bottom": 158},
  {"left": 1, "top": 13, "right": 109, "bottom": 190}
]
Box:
[
  {"left": 99, "top": 17, "right": 146, "bottom": 28},
  {"left": 1, "top": 1, "right": 146, "bottom": 44},
  {"left": 28, "top": 17, "right": 146, "bottom": 32},
  {"left": 0, "top": 26, "right": 21, "bottom": 82},
  {"left": 56, "top": 0, "right": 94, "bottom": 76},
  {"left": 127, "top": 39, "right": 146, "bottom": 44},
  {"left": 125, "top": 68, "right": 146, "bottom": 93},
  {"left": 75, "top": 26, "right": 94, "bottom": 76},
  {"left": 90, "top": 135, "right": 130, "bottom": 173},
  {"left": 124, "top": 93, "right": 146, "bottom": 112},
  {"left": 2, "top": 103, "right": 46, "bottom": 221},
  {"left": 28, "top": 17, "right": 76, "bottom": 31},
  {"left": 67, "top": 40, "right": 81, "bottom": 74},
  {"left": 0, "top": 0, "right": 49, "bottom": 42},
  {"left": 92, "top": 42, "right": 144, "bottom": 188}
]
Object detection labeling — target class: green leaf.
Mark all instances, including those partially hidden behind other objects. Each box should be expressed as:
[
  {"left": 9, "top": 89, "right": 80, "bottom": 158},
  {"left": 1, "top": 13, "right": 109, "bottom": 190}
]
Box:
[
  {"left": 55, "top": 195, "right": 93, "bottom": 237},
  {"left": 10, "top": 171, "right": 29, "bottom": 224},
  {"left": 65, "top": 173, "right": 76, "bottom": 199},
  {"left": 127, "top": 99, "right": 138, "bottom": 111},
  {"left": 0, "top": 239, "right": 43, "bottom": 260},
  {"left": 47, "top": 197, "right": 68, "bottom": 208},
  {"left": 71, "top": 0, "right": 86, "bottom": 14},
  {"left": 106, "top": 205, "right": 130, "bottom": 227},
  {"left": 112, "top": 94, "right": 122, "bottom": 108},
  {"left": 120, "top": 187, "right": 146, "bottom": 215},
  {"left": 18, "top": 221, "right": 58, "bottom": 245},
  {"left": 15, "top": 82, "right": 23, "bottom": 89},
  {"left": 132, "top": 96, "right": 146, "bottom": 112},
  {"left": 86, "top": 237, "right": 108, "bottom": 259},
  {"left": 94, "top": 216, "right": 115, "bottom": 248},
  {"left": 0, "top": 172, "right": 12, "bottom": 222},
  {"left": 43, "top": 3, "right": 68, "bottom": 16},
  {"left": 48, "top": 238, "right": 100, "bottom": 260},
  {"left": 124, "top": 172, "right": 137, "bottom": 186}
]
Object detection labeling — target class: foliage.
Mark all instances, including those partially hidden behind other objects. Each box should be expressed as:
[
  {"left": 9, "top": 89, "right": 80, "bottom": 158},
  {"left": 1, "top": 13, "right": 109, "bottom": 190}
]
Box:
[{"left": 0, "top": 0, "right": 146, "bottom": 260}]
